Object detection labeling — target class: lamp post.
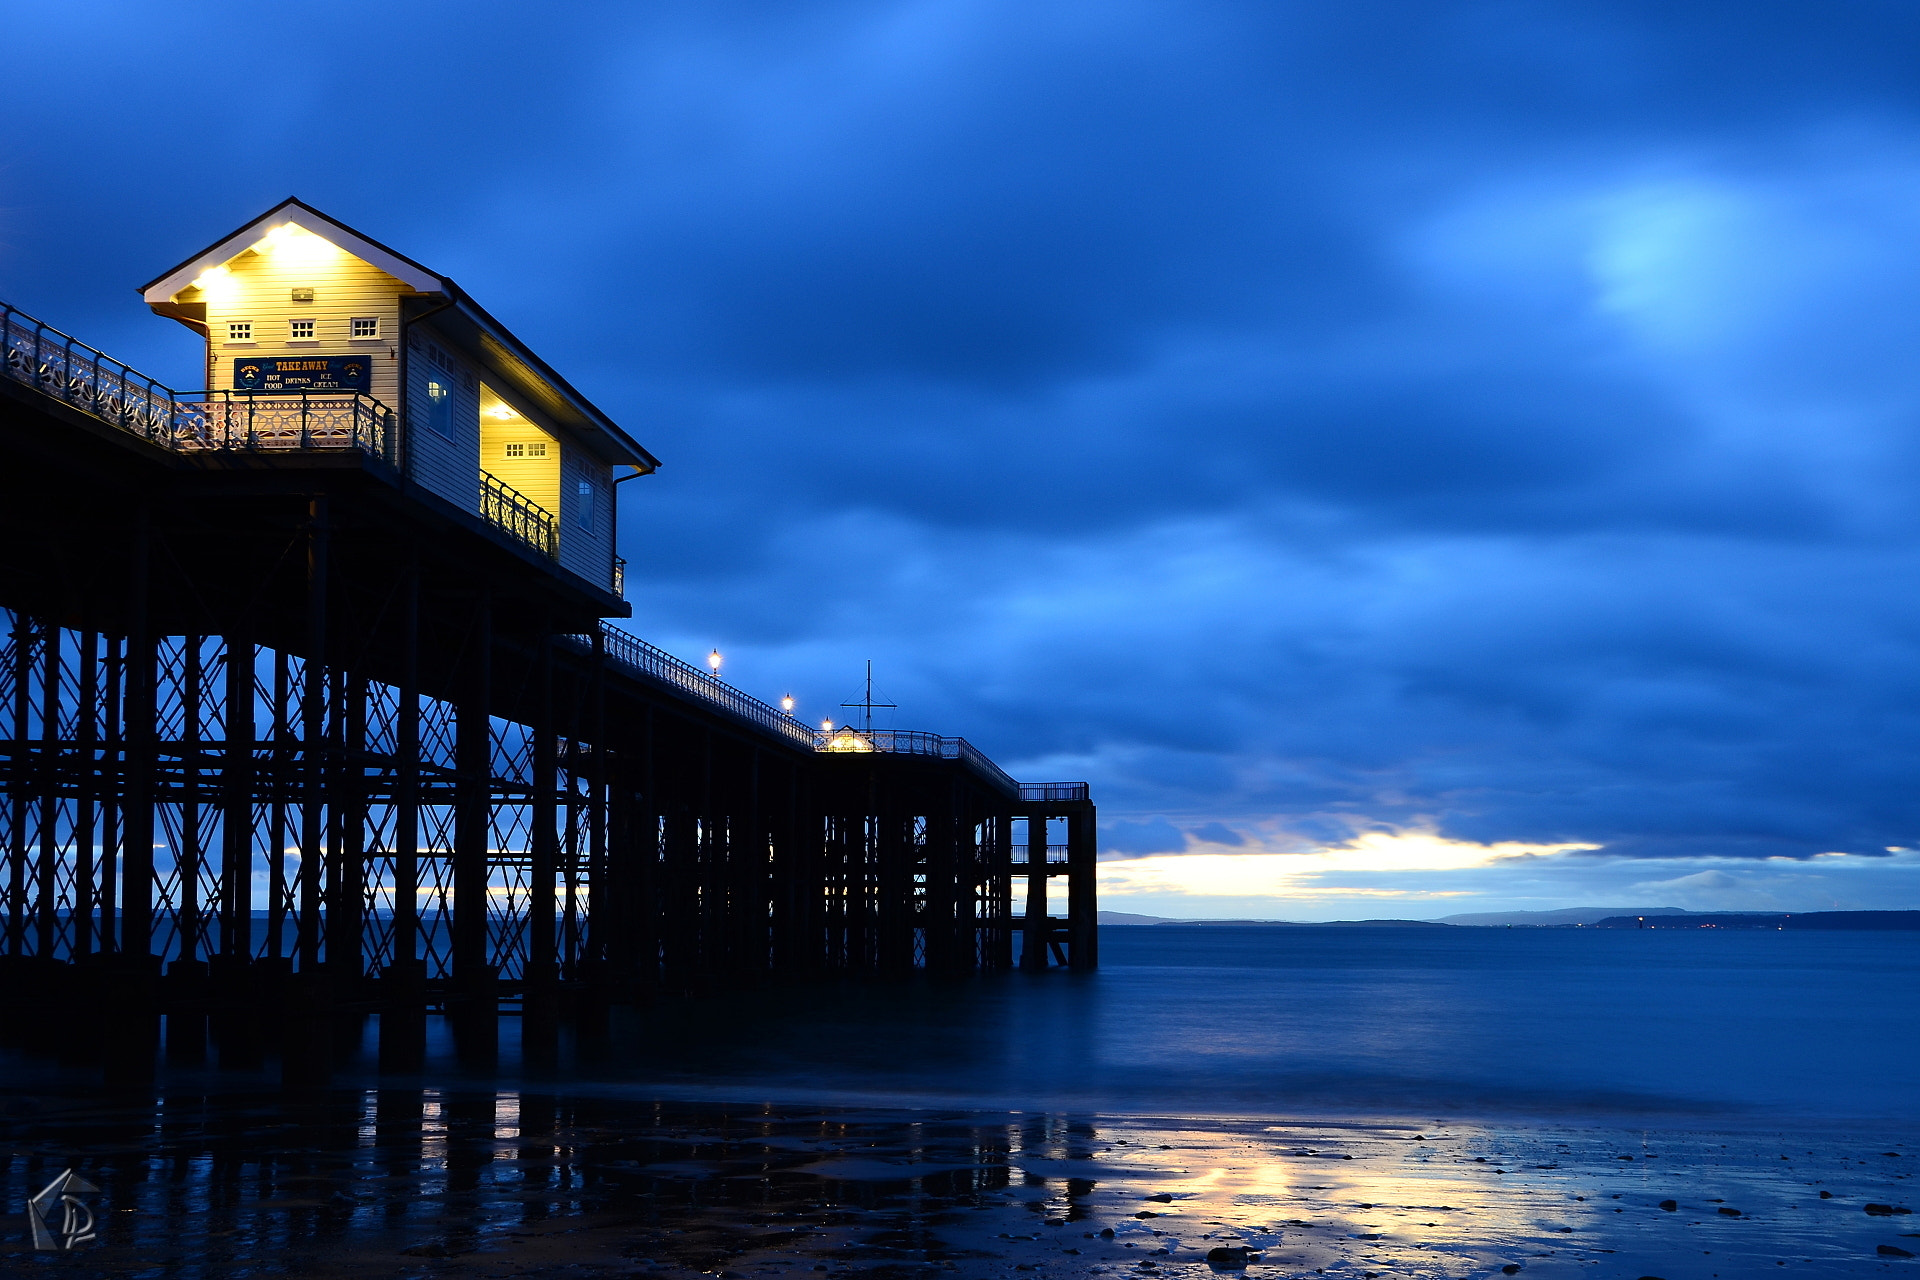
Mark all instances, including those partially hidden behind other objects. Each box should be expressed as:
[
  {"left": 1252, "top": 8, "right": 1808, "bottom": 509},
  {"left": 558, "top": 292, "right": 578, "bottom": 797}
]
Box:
[
  {"left": 780, "top": 694, "right": 795, "bottom": 717},
  {"left": 706, "top": 649, "right": 722, "bottom": 679}
]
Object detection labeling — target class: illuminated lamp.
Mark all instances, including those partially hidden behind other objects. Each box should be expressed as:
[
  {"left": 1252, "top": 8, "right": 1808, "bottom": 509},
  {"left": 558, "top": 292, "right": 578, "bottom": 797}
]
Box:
[{"left": 707, "top": 649, "right": 723, "bottom": 677}]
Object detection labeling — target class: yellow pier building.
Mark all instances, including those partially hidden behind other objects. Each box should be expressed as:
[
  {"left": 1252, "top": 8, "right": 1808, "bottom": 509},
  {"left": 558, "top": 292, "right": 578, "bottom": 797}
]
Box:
[{"left": 139, "top": 197, "right": 657, "bottom": 595}]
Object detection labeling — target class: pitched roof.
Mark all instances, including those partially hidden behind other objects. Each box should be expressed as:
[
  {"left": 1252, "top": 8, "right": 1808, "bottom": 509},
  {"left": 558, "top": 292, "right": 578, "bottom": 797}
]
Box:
[{"left": 139, "top": 197, "right": 441, "bottom": 299}]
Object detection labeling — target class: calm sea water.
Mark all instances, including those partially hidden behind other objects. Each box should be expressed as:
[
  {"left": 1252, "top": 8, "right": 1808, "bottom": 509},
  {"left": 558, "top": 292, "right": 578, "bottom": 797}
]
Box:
[
  {"left": 599, "top": 925, "right": 1920, "bottom": 1125},
  {"left": 0, "top": 925, "right": 1914, "bottom": 1273}
]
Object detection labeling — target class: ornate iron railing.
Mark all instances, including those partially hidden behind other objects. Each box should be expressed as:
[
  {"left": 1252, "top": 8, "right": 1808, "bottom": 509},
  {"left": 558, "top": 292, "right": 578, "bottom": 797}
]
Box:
[
  {"left": 814, "top": 726, "right": 1020, "bottom": 795},
  {"left": 563, "top": 627, "right": 816, "bottom": 747},
  {"left": 1019, "top": 782, "right": 1089, "bottom": 802},
  {"left": 1, "top": 300, "right": 395, "bottom": 464},
  {"left": 175, "top": 388, "right": 393, "bottom": 460},
  {"left": 479, "top": 470, "right": 557, "bottom": 559}
]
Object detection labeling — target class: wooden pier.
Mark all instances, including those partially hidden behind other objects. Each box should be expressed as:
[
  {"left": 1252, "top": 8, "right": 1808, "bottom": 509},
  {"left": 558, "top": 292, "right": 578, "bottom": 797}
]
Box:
[{"left": 0, "top": 201, "right": 1094, "bottom": 1084}]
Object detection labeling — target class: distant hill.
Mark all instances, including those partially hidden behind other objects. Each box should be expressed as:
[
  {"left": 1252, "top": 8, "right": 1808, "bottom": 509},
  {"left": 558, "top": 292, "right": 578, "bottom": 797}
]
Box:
[
  {"left": 1436, "top": 907, "right": 1694, "bottom": 927},
  {"left": 1590, "top": 910, "right": 1920, "bottom": 931},
  {"left": 1155, "top": 917, "right": 1451, "bottom": 927},
  {"left": 1094, "top": 912, "right": 1450, "bottom": 927}
]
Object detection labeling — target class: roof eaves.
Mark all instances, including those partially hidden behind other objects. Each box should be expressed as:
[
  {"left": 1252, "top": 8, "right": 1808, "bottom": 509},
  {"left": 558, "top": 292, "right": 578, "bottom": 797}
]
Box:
[
  {"left": 442, "top": 282, "right": 659, "bottom": 470},
  {"left": 139, "top": 197, "right": 444, "bottom": 302}
]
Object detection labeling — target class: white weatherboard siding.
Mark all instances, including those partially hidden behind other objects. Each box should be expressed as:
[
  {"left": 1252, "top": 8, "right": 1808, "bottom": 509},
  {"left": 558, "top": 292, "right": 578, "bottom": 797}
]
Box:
[
  {"left": 406, "top": 328, "right": 481, "bottom": 516},
  {"left": 558, "top": 448, "right": 615, "bottom": 589},
  {"left": 186, "top": 242, "right": 407, "bottom": 406}
]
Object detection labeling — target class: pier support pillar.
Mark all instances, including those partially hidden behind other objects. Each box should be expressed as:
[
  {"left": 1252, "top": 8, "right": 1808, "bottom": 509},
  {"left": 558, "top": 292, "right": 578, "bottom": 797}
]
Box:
[
  {"left": 451, "top": 587, "right": 496, "bottom": 1066},
  {"left": 382, "top": 558, "right": 425, "bottom": 1074},
  {"left": 1068, "top": 805, "right": 1098, "bottom": 970},
  {"left": 1021, "top": 815, "right": 1049, "bottom": 969},
  {"left": 523, "top": 633, "right": 559, "bottom": 1068}
]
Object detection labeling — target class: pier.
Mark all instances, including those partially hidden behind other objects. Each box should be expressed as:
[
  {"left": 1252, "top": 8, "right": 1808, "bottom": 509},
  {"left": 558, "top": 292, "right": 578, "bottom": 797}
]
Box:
[{"left": 0, "top": 201, "right": 1094, "bottom": 1085}]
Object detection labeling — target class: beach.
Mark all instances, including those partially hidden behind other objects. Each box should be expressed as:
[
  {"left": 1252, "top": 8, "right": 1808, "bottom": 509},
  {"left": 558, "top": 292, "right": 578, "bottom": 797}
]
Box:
[
  {"left": 1, "top": 1089, "right": 1914, "bottom": 1277},
  {"left": 2, "top": 926, "right": 1915, "bottom": 1275}
]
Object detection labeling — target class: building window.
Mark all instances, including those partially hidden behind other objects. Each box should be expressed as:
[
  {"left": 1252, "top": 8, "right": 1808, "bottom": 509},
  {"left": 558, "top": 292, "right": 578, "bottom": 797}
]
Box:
[
  {"left": 576, "top": 479, "right": 594, "bottom": 529},
  {"left": 425, "top": 374, "right": 456, "bottom": 439},
  {"left": 289, "top": 318, "right": 315, "bottom": 340},
  {"left": 504, "top": 441, "right": 547, "bottom": 459},
  {"left": 351, "top": 317, "right": 378, "bottom": 338},
  {"left": 228, "top": 322, "right": 252, "bottom": 342}
]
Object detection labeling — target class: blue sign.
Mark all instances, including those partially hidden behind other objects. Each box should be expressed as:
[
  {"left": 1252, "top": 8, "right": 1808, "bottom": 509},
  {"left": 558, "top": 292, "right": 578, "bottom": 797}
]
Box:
[{"left": 232, "top": 356, "right": 371, "bottom": 393}]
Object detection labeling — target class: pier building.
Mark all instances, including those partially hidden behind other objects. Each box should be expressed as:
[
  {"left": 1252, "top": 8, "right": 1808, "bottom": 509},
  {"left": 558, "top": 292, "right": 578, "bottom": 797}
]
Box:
[{"left": 0, "top": 200, "right": 1095, "bottom": 1084}]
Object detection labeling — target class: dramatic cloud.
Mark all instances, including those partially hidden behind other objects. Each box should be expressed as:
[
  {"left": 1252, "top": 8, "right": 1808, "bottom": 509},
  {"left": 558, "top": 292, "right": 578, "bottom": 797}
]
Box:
[{"left": 8, "top": 1, "right": 1920, "bottom": 913}]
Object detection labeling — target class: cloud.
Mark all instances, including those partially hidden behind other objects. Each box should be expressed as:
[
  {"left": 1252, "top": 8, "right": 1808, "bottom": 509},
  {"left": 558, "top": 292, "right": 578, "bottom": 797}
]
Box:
[
  {"left": 11, "top": 2, "right": 1920, "bottom": 913},
  {"left": 1099, "top": 818, "right": 1187, "bottom": 856},
  {"left": 1098, "top": 828, "right": 1595, "bottom": 904}
]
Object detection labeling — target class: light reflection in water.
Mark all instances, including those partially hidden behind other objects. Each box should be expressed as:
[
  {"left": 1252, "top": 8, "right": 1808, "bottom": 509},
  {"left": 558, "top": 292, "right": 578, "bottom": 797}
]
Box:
[{"left": 0, "top": 1092, "right": 1906, "bottom": 1277}]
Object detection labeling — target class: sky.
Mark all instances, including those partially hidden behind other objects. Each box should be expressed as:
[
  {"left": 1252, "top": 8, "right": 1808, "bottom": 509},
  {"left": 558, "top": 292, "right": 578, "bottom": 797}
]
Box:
[{"left": 8, "top": 1, "right": 1920, "bottom": 918}]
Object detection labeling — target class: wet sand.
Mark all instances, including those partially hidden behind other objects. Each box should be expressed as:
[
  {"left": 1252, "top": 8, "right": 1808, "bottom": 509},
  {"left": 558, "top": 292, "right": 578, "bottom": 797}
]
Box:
[{"left": 1, "top": 1089, "right": 1914, "bottom": 1278}]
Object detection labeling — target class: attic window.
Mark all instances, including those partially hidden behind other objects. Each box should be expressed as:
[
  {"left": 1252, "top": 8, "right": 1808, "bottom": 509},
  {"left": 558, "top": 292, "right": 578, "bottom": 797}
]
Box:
[
  {"left": 351, "top": 317, "right": 378, "bottom": 338},
  {"left": 227, "top": 322, "right": 253, "bottom": 342},
  {"left": 289, "top": 318, "right": 315, "bottom": 340}
]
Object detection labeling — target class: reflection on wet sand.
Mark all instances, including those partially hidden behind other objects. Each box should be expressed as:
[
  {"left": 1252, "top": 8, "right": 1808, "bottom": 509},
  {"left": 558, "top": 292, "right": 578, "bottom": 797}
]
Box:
[{"left": 0, "top": 1090, "right": 1913, "bottom": 1277}]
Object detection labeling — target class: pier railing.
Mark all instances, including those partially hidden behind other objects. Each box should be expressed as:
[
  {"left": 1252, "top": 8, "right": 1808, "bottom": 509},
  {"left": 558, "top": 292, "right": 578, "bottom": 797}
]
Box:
[
  {"left": 1018, "top": 782, "right": 1089, "bottom": 802},
  {"left": 569, "top": 628, "right": 1028, "bottom": 792},
  {"left": 480, "top": 470, "right": 558, "bottom": 559},
  {"left": 2, "top": 300, "right": 396, "bottom": 465},
  {"left": 567, "top": 627, "right": 817, "bottom": 748},
  {"left": 176, "top": 389, "right": 393, "bottom": 460},
  {"left": 815, "top": 726, "right": 1020, "bottom": 795}
]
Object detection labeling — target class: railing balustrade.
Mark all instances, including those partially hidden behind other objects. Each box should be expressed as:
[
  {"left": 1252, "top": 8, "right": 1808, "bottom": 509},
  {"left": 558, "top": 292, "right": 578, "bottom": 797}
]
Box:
[
  {"left": 814, "top": 725, "right": 1021, "bottom": 795},
  {"left": 1018, "top": 782, "right": 1089, "bottom": 802},
  {"left": 176, "top": 388, "right": 392, "bottom": 460},
  {"left": 2, "top": 300, "right": 395, "bottom": 464},
  {"left": 563, "top": 628, "right": 817, "bottom": 747},
  {"left": 479, "top": 471, "right": 558, "bottom": 559}
]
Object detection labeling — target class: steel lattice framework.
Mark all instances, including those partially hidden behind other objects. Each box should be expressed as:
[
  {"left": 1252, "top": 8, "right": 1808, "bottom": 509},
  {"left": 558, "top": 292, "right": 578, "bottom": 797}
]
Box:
[{"left": 0, "top": 294, "right": 1095, "bottom": 1085}]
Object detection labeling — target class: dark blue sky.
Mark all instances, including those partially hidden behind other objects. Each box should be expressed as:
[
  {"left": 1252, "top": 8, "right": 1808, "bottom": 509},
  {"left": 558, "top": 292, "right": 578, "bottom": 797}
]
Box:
[{"left": 9, "top": 1, "right": 1920, "bottom": 915}]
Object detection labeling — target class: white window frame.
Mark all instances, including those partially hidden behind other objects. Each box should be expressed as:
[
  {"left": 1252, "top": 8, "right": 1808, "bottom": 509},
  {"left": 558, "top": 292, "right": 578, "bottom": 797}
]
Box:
[
  {"left": 227, "top": 321, "right": 253, "bottom": 342},
  {"left": 350, "top": 317, "right": 379, "bottom": 339},
  {"left": 288, "top": 318, "right": 315, "bottom": 340}
]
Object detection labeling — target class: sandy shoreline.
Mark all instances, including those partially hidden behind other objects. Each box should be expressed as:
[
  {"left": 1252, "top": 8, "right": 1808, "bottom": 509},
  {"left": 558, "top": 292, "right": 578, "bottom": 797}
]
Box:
[{"left": 0, "top": 1089, "right": 1914, "bottom": 1278}]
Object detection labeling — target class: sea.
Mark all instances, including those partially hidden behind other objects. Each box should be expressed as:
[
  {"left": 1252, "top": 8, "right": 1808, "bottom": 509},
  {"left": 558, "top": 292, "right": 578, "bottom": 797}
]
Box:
[
  {"left": 1, "top": 924, "right": 1915, "bottom": 1275},
  {"left": 596, "top": 923, "right": 1920, "bottom": 1127}
]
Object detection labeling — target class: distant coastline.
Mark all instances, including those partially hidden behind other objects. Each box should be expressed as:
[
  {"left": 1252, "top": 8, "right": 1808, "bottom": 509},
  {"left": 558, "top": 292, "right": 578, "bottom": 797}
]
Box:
[{"left": 1097, "top": 907, "right": 1920, "bottom": 930}]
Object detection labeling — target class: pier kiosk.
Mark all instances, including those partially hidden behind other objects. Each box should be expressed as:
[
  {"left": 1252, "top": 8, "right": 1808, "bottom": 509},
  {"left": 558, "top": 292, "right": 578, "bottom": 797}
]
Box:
[{"left": 141, "top": 198, "right": 655, "bottom": 592}]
